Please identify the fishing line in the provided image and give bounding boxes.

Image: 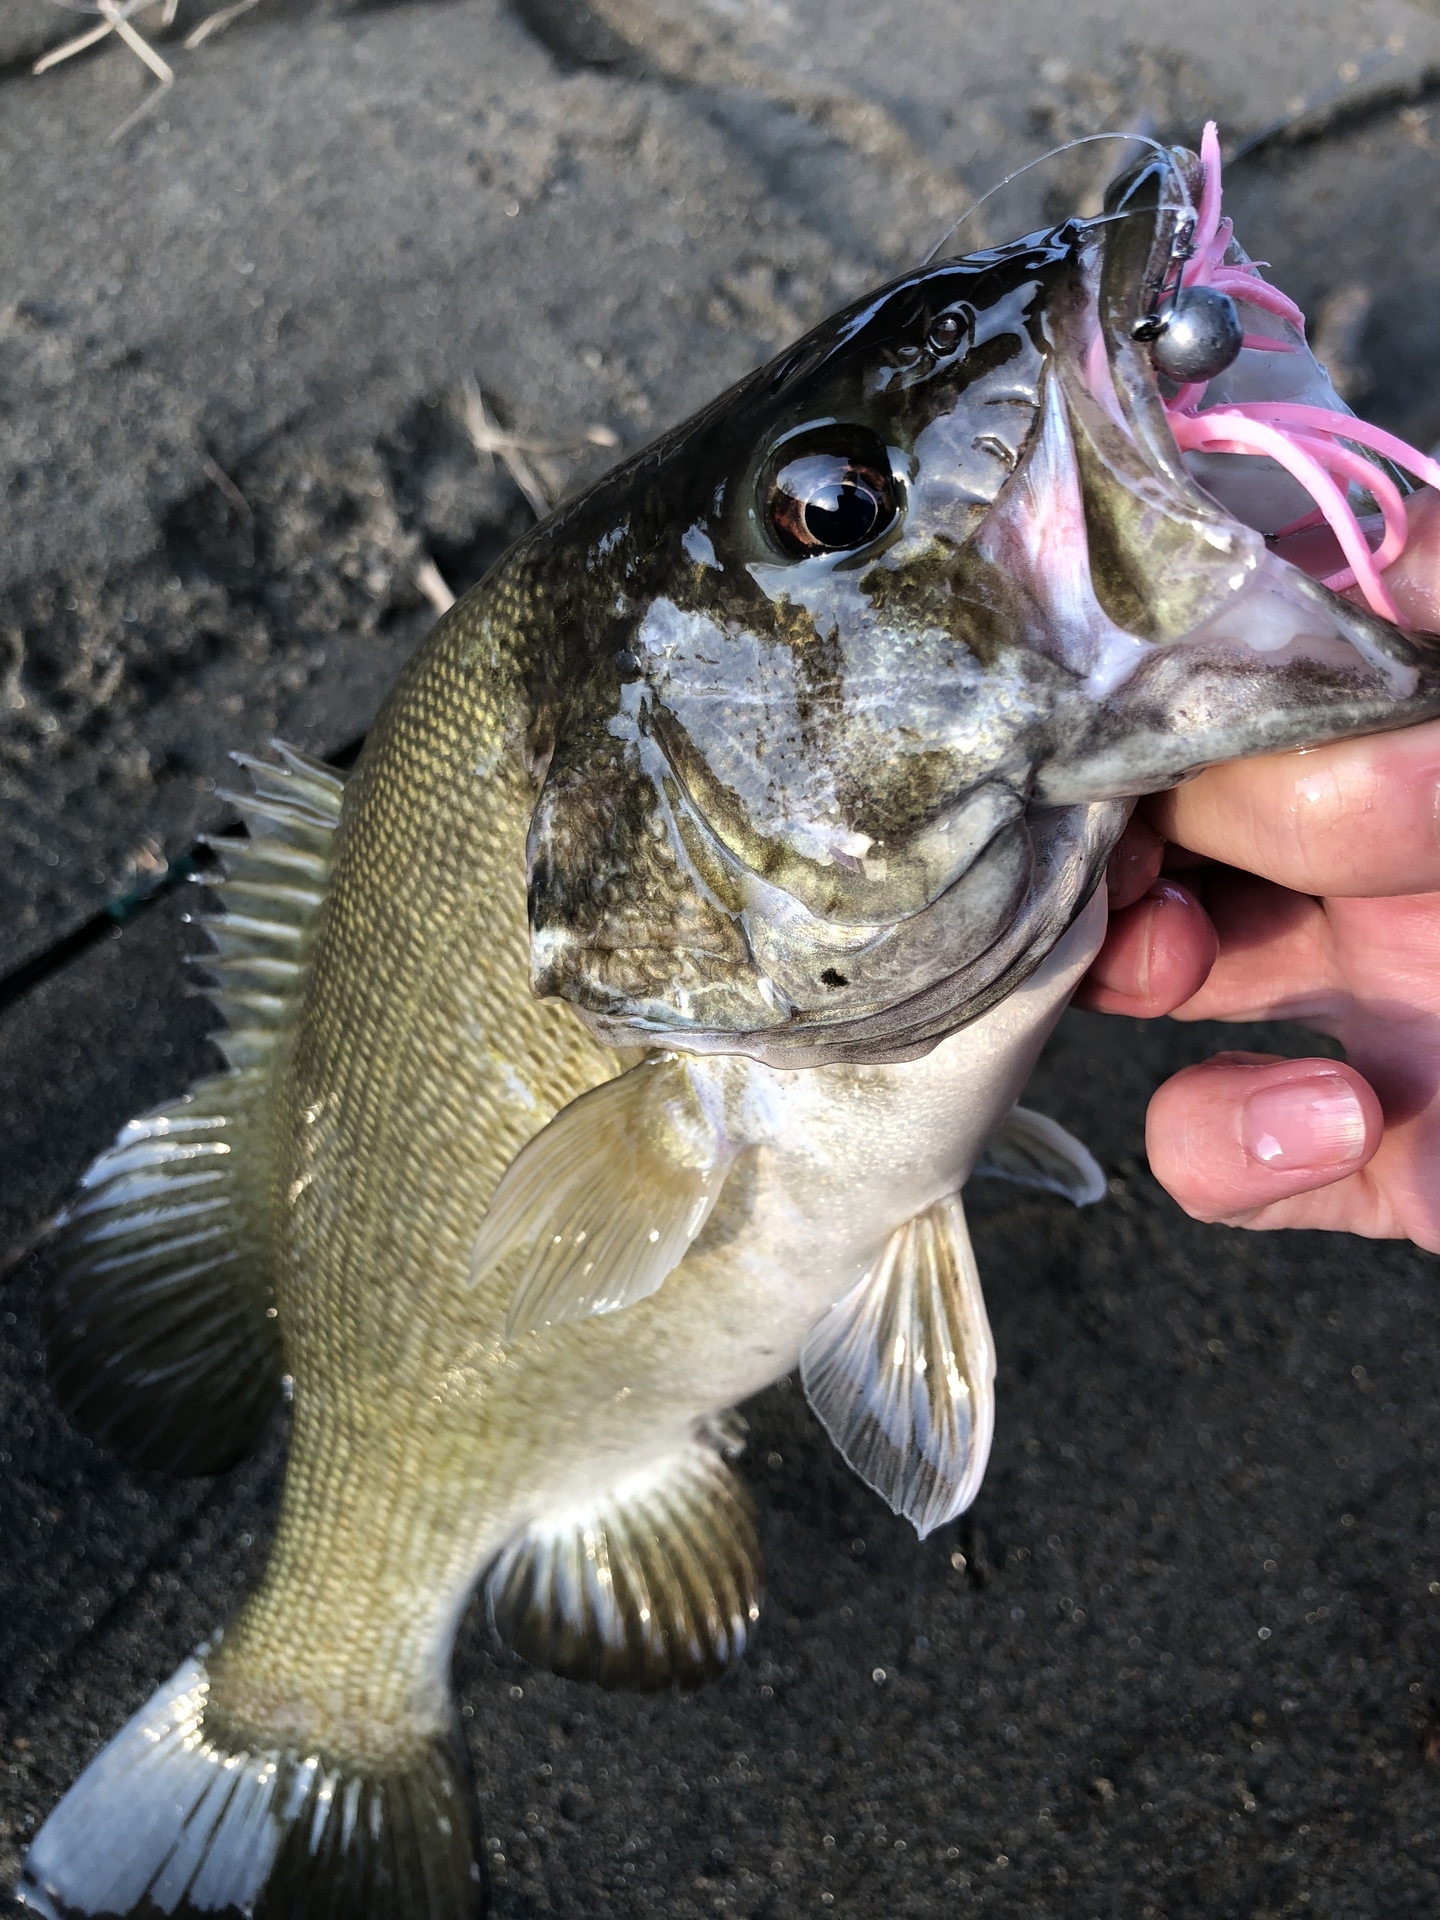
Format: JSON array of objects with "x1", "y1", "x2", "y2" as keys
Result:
[{"x1": 922, "y1": 130, "x2": 1195, "y2": 265}]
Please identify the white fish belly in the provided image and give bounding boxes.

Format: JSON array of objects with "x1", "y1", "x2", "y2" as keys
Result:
[
  {"x1": 518, "y1": 886, "x2": 1110, "y2": 1502},
  {"x1": 709, "y1": 888, "x2": 1107, "y2": 1349}
]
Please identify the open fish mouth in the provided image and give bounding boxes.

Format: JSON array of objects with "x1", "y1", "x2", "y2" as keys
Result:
[
  {"x1": 1021, "y1": 142, "x2": 1440, "y2": 804},
  {"x1": 526, "y1": 137, "x2": 1440, "y2": 1068}
]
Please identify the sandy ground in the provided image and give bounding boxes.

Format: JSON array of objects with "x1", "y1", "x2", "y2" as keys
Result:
[{"x1": 4, "y1": 1, "x2": 1440, "y2": 1914}]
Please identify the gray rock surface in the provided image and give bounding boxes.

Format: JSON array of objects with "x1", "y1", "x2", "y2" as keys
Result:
[{"x1": 4, "y1": 1, "x2": 1440, "y2": 1914}]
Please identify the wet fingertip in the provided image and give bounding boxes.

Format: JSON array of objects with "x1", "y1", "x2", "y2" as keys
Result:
[
  {"x1": 1145, "y1": 1057, "x2": 1383, "y2": 1226},
  {"x1": 1080, "y1": 880, "x2": 1216, "y2": 1017}
]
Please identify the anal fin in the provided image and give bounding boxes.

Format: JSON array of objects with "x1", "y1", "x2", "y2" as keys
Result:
[
  {"x1": 41, "y1": 745, "x2": 345, "y2": 1476},
  {"x1": 801, "y1": 1194, "x2": 995, "y2": 1540},
  {"x1": 971, "y1": 1104, "x2": 1106, "y2": 1205},
  {"x1": 485, "y1": 1429, "x2": 762, "y2": 1691}
]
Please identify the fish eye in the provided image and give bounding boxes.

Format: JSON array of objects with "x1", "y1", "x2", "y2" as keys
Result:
[
  {"x1": 926, "y1": 310, "x2": 968, "y2": 356},
  {"x1": 766, "y1": 442, "x2": 900, "y2": 559}
]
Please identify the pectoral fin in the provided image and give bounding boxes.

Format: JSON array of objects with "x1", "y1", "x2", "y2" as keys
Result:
[
  {"x1": 471, "y1": 1054, "x2": 737, "y2": 1338},
  {"x1": 971, "y1": 1105, "x2": 1107, "y2": 1205},
  {"x1": 801, "y1": 1194, "x2": 995, "y2": 1539}
]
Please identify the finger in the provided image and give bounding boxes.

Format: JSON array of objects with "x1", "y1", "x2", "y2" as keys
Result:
[
  {"x1": 1163, "y1": 870, "x2": 1339, "y2": 1025},
  {"x1": 1074, "y1": 880, "x2": 1218, "y2": 1016},
  {"x1": 1145, "y1": 717, "x2": 1440, "y2": 898},
  {"x1": 1103, "y1": 811, "x2": 1165, "y2": 910},
  {"x1": 1144, "y1": 1055, "x2": 1382, "y2": 1225},
  {"x1": 1356, "y1": 485, "x2": 1440, "y2": 634}
]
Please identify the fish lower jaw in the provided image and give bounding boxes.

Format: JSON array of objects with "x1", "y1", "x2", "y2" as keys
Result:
[{"x1": 1177, "y1": 551, "x2": 1421, "y2": 695}]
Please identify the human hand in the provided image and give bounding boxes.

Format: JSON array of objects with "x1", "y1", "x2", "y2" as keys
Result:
[{"x1": 1076, "y1": 488, "x2": 1440, "y2": 1250}]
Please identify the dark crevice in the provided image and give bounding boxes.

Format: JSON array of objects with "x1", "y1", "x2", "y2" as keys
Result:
[{"x1": 508, "y1": 0, "x2": 639, "y2": 74}]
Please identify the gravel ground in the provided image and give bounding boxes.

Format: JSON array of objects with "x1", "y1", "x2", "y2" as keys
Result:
[{"x1": 4, "y1": 2, "x2": 1440, "y2": 1915}]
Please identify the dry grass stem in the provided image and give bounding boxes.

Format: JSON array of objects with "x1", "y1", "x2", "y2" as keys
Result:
[
  {"x1": 36, "y1": 0, "x2": 257, "y2": 143},
  {"x1": 106, "y1": 81, "x2": 170, "y2": 143},
  {"x1": 98, "y1": 0, "x2": 174, "y2": 83},
  {"x1": 198, "y1": 451, "x2": 252, "y2": 520},
  {"x1": 459, "y1": 376, "x2": 619, "y2": 522},
  {"x1": 33, "y1": 18, "x2": 120, "y2": 73},
  {"x1": 33, "y1": 0, "x2": 148, "y2": 75},
  {"x1": 414, "y1": 558, "x2": 458, "y2": 616},
  {"x1": 460, "y1": 378, "x2": 549, "y2": 519},
  {"x1": 35, "y1": 0, "x2": 175, "y2": 142},
  {"x1": 184, "y1": 0, "x2": 259, "y2": 52}
]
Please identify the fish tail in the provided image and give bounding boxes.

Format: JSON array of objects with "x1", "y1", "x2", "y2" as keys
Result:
[
  {"x1": 15, "y1": 1649, "x2": 485, "y2": 1919},
  {"x1": 40, "y1": 744, "x2": 344, "y2": 1475}
]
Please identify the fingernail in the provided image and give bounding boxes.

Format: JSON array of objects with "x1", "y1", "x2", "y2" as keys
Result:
[{"x1": 1241, "y1": 1073, "x2": 1368, "y2": 1172}]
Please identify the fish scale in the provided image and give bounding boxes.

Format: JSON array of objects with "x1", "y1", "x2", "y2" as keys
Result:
[{"x1": 208, "y1": 608, "x2": 627, "y2": 1754}]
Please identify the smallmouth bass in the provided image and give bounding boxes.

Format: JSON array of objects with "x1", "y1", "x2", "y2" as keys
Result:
[{"x1": 18, "y1": 148, "x2": 1440, "y2": 1917}]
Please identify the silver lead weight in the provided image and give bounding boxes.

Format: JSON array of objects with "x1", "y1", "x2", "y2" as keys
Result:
[{"x1": 1143, "y1": 284, "x2": 1245, "y2": 384}]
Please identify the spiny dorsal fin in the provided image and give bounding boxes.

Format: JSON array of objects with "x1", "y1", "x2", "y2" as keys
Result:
[
  {"x1": 41, "y1": 744, "x2": 345, "y2": 1476},
  {"x1": 200, "y1": 740, "x2": 346, "y2": 1073},
  {"x1": 485, "y1": 1428, "x2": 762, "y2": 1691},
  {"x1": 970, "y1": 1104, "x2": 1106, "y2": 1205},
  {"x1": 801, "y1": 1194, "x2": 995, "y2": 1540},
  {"x1": 16, "y1": 1651, "x2": 482, "y2": 1919},
  {"x1": 471, "y1": 1054, "x2": 737, "y2": 1338}
]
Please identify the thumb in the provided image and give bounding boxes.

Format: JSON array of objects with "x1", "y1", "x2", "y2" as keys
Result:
[{"x1": 1145, "y1": 1053, "x2": 1383, "y2": 1225}]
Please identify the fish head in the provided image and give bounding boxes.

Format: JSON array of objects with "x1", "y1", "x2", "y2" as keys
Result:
[{"x1": 501, "y1": 150, "x2": 1440, "y2": 1066}]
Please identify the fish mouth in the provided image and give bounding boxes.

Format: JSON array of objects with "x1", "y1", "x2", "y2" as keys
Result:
[{"x1": 1020, "y1": 150, "x2": 1440, "y2": 804}]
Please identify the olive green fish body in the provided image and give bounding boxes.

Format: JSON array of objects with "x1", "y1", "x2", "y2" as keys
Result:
[{"x1": 204, "y1": 583, "x2": 1106, "y2": 1759}]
